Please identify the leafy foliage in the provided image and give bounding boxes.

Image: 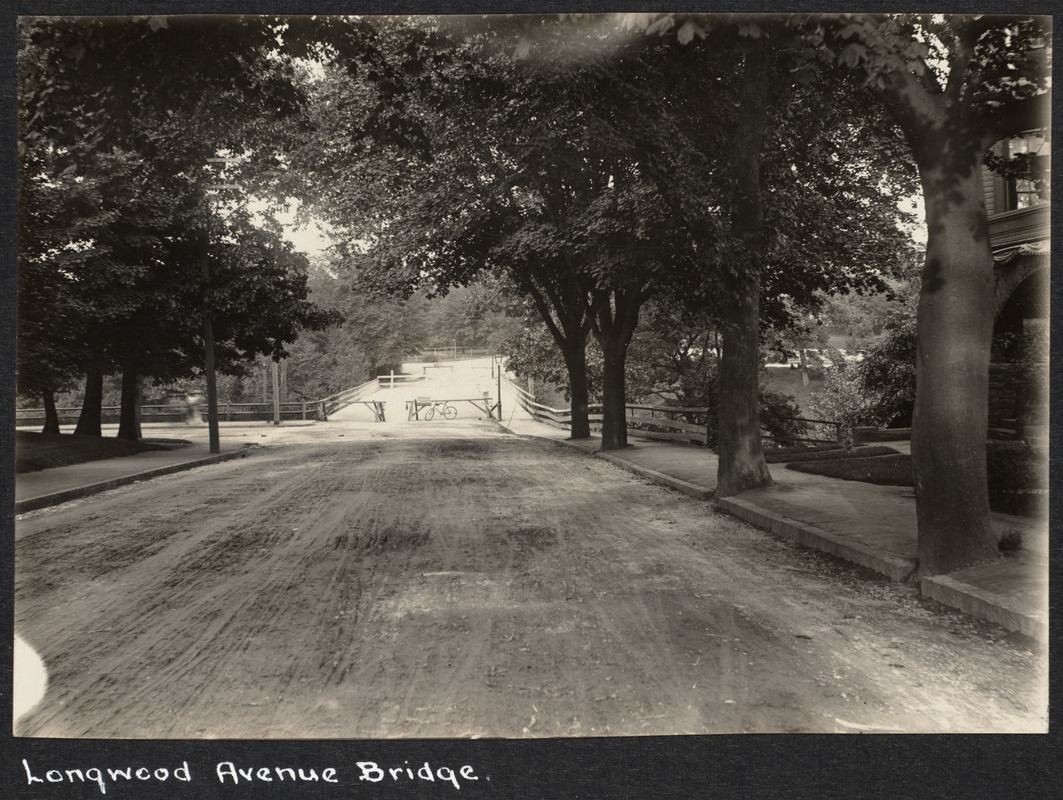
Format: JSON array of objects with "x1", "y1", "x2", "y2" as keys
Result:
[
  {"x1": 281, "y1": 264, "x2": 425, "y2": 399},
  {"x1": 806, "y1": 352, "x2": 884, "y2": 434},
  {"x1": 18, "y1": 15, "x2": 331, "y2": 420},
  {"x1": 855, "y1": 313, "x2": 918, "y2": 428}
]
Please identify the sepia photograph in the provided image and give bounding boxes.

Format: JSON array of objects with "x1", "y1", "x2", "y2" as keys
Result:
[{"x1": 8, "y1": 4, "x2": 1051, "y2": 775}]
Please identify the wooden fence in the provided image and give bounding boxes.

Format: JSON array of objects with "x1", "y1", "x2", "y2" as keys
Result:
[
  {"x1": 16, "y1": 401, "x2": 327, "y2": 427},
  {"x1": 503, "y1": 376, "x2": 842, "y2": 447},
  {"x1": 16, "y1": 372, "x2": 422, "y2": 428},
  {"x1": 504, "y1": 378, "x2": 711, "y2": 445}
]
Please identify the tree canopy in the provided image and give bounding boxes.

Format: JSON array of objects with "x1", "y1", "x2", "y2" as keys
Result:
[{"x1": 18, "y1": 15, "x2": 331, "y2": 435}]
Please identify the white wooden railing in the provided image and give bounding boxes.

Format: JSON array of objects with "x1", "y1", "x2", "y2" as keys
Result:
[{"x1": 503, "y1": 376, "x2": 842, "y2": 446}]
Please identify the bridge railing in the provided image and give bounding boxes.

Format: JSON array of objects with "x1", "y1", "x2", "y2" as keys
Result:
[
  {"x1": 376, "y1": 372, "x2": 424, "y2": 390},
  {"x1": 503, "y1": 377, "x2": 842, "y2": 447},
  {"x1": 317, "y1": 380, "x2": 380, "y2": 420},
  {"x1": 503, "y1": 377, "x2": 711, "y2": 445}
]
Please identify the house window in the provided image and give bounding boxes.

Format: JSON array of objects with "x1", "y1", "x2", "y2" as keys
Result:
[{"x1": 1004, "y1": 131, "x2": 1050, "y2": 210}]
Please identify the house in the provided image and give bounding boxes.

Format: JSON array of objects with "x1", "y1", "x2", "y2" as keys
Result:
[{"x1": 985, "y1": 129, "x2": 1050, "y2": 438}]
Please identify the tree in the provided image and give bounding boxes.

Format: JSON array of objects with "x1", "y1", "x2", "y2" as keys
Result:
[
  {"x1": 810, "y1": 14, "x2": 1051, "y2": 574},
  {"x1": 614, "y1": 16, "x2": 917, "y2": 495},
  {"x1": 445, "y1": 276, "x2": 527, "y2": 354},
  {"x1": 15, "y1": 142, "x2": 102, "y2": 432},
  {"x1": 713, "y1": 33, "x2": 775, "y2": 494},
  {"x1": 296, "y1": 20, "x2": 617, "y2": 441},
  {"x1": 18, "y1": 15, "x2": 328, "y2": 439},
  {"x1": 282, "y1": 263, "x2": 426, "y2": 400},
  {"x1": 294, "y1": 15, "x2": 915, "y2": 461}
]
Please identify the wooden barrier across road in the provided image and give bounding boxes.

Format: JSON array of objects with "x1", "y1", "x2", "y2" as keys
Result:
[{"x1": 406, "y1": 395, "x2": 498, "y2": 421}]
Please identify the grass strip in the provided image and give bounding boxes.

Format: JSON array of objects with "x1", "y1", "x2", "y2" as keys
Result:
[
  {"x1": 15, "y1": 431, "x2": 190, "y2": 474},
  {"x1": 787, "y1": 453, "x2": 913, "y2": 485},
  {"x1": 767, "y1": 445, "x2": 900, "y2": 464}
]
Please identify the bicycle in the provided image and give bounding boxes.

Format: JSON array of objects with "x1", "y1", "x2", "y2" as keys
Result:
[{"x1": 423, "y1": 400, "x2": 457, "y2": 421}]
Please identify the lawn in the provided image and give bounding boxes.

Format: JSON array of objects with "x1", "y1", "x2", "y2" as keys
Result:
[
  {"x1": 787, "y1": 452, "x2": 914, "y2": 485},
  {"x1": 15, "y1": 431, "x2": 190, "y2": 474}
]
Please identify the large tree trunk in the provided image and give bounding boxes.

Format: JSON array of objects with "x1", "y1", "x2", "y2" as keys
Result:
[
  {"x1": 909, "y1": 145, "x2": 999, "y2": 576},
  {"x1": 520, "y1": 274, "x2": 595, "y2": 440},
  {"x1": 74, "y1": 369, "x2": 104, "y2": 437},
  {"x1": 598, "y1": 338, "x2": 629, "y2": 451},
  {"x1": 561, "y1": 342, "x2": 592, "y2": 440},
  {"x1": 117, "y1": 368, "x2": 143, "y2": 441},
  {"x1": 715, "y1": 37, "x2": 773, "y2": 497},
  {"x1": 41, "y1": 388, "x2": 60, "y2": 434},
  {"x1": 716, "y1": 273, "x2": 773, "y2": 496},
  {"x1": 594, "y1": 291, "x2": 641, "y2": 452}
]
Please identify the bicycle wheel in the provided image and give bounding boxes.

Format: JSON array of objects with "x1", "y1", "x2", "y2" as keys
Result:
[
  {"x1": 424, "y1": 406, "x2": 435, "y2": 421},
  {"x1": 443, "y1": 404, "x2": 457, "y2": 420}
]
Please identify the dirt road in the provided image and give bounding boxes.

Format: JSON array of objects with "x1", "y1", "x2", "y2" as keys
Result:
[{"x1": 15, "y1": 414, "x2": 1044, "y2": 737}]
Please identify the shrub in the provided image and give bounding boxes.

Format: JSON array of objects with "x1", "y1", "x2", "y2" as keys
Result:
[
  {"x1": 856, "y1": 315, "x2": 917, "y2": 427},
  {"x1": 787, "y1": 453, "x2": 913, "y2": 486},
  {"x1": 759, "y1": 388, "x2": 809, "y2": 448},
  {"x1": 806, "y1": 351, "x2": 883, "y2": 434}
]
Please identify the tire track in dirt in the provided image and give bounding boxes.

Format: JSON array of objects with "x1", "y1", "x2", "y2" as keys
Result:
[
  {"x1": 15, "y1": 423, "x2": 1044, "y2": 737},
  {"x1": 323, "y1": 435, "x2": 516, "y2": 737},
  {"x1": 17, "y1": 443, "x2": 398, "y2": 736}
]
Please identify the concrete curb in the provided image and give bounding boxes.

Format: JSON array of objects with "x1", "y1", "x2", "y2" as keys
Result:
[
  {"x1": 495, "y1": 423, "x2": 1041, "y2": 638},
  {"x1": 595, "y1": 452, "x2": 713, "y2": 501},
  {"x1": 504, "y1": 431, "x2": 710, "y2": 499},
  {"x1": 14, "y1": 448, "x2": 252, "y2": 514},
  {"x1": 921, "y1": 572, "x2": 1047, "y2": 641},
  {"x1": 716, "y1": 496, "x2": 919, "y2": 583}
]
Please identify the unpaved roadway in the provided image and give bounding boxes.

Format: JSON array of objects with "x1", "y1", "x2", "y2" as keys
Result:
[{"x1": 15, "y1": 413, "x2": 1045, "y2": 737}]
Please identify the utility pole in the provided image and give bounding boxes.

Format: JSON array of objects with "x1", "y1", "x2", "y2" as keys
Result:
[
  {"x1": 203, "y1": 156, "x2": 241, "y2": 453},
  {"x1": 200, "y1": 228, "x2": 221, "y2": 455},
  {"x1": 272, "y1": 360, "x2": 281, "y2": 425}
]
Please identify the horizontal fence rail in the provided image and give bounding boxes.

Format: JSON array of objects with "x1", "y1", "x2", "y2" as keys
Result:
[
  {"x1": 17, "y1": 371, "x2": 423, "y2": 428},
  {"x1": 376, "y1": 373, "x2": 424, "y2": 390},
  {"x1": 503, "y1": 377, "x2": 710, "y2": 445},
  {"x1": 318, "y1": 379, "x2": 380, "y2": 420},
  {"x1": 503, "y1": 377, "x2": 842, "y2": 448},
  {"x1": 16, "y1": 401, "x2": 327, "y2": 426}
]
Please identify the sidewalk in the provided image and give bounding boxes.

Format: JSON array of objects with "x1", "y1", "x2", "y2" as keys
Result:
[
  {"x1": 14, "y1": 442, "x2": 250, "y2": 514},
  {"x1": 497, "y1": 413, "x2": 1048, "y2": 641}
]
